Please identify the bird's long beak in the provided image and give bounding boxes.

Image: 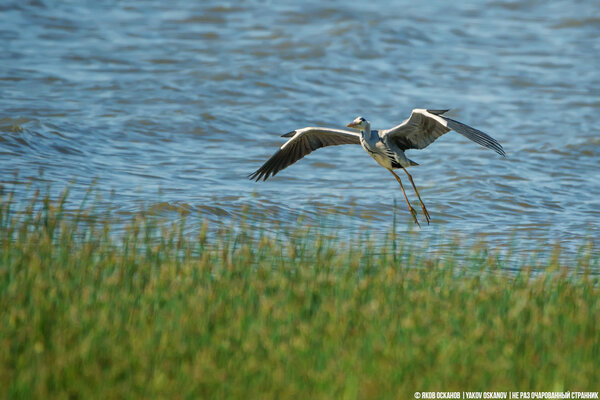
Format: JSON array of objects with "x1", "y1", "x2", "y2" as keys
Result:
[{"x1": 346, "y1": 122, "x2": 357, "y2": 128}]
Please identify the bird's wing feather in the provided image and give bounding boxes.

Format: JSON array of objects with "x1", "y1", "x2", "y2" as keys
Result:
[
  {"x1": 381, "y1": 109, "x2": 450, "y2": 150},
  {"x1": 381, "y1": 109, "x2": 505, "y2": 157},
  {"x1": 443, "y1": 117, "x2": 506, "y2": 157},
  {"x1": 249, "y1": 127, "x2": 361, "y2": 181}
]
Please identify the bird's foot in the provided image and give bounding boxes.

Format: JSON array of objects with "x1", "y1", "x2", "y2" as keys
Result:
[
  {"x1": 420, "y1": 204, "x2": 431, "y2": 225},
  {"x1": 409, "y1": 206, "x2": 421, "y2": 228}
]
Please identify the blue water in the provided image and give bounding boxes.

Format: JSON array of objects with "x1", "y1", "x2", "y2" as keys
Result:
[{"x1": 1, "y1": 0, "x2": 599, "y2": 257}]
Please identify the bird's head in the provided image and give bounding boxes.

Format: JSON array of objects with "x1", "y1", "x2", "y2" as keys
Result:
[{"x1": 346, "y1": 116, "x2": 368, "y2": 130}]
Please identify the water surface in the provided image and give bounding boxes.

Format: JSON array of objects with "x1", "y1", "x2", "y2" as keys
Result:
[{"x1": 1, "y1": 0, "x2": 599, "y2": 258}]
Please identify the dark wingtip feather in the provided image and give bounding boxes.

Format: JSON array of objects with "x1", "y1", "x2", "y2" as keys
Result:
[
  {"x1": 497, "y1": 145, "x2": 507, "y2": 158},
  {"x1": 281, "y1": 130, "x2": 296, "y2": 138},
  {"x1": 247, "y1": 171, "x2": 259, "y2": 181},
  {"x1": 248, "y1": 168, "x2": 267, "y2": 181},
  {"x1": 443, "y1": 117, "x2": 506, "y2": 158},
  {"x1": 427, "y1": 109, "x2": 450, "y2": 116}
]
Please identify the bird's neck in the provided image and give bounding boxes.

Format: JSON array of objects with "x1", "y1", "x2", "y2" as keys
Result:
[{"x1": 360, "y1": 123, "x2": 373, "y2": 141}]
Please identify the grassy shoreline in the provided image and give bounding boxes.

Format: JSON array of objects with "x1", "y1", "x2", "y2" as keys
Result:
[{"x1": 1, "y1": 191, "x2": 598, "y2": 398}]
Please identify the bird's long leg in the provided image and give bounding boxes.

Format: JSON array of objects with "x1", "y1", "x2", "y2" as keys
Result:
[
  {"x1": 387, "y1": 169, "x2": 420, "y2": 227},
  {"x1": 401, "y1": 167, "x2": 430, "y2": 224}
]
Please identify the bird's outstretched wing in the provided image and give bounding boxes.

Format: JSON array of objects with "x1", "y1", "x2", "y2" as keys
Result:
[
  {"x1": 381, "y1": 109, "x2": 506, "y2": 157},
  {"x1": 249, "y1": 127, "x2": 361, "y2": 181}
]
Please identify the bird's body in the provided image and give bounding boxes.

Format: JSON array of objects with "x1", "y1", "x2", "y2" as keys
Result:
[
  {"x1": 250, "y1": 109, "x2": 505, "y2": 226},
  {"x1": 358, "y1": 125, "x2": 416, "y2": 170}
]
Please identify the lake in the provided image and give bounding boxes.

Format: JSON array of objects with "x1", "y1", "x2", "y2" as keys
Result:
[{"x1": 1, "y1": 0, "x2": 599, "y2": 257}]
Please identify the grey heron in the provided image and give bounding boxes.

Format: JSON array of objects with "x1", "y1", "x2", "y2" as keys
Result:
[{"x1": 249, "y1": 109, "x2": 505, "y2": 226}]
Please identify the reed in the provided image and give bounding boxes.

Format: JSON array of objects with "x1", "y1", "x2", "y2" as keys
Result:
[{"x1": 0, "y1": 189, "x2": 598, "y2": 399}]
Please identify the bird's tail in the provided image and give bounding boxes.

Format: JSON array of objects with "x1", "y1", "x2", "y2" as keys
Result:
[{"x1": 408, "y1": 159, "x2": 419, "y2": 167}]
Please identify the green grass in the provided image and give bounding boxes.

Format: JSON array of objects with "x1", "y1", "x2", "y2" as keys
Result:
[{"x1": 0, "y1": 189, "x2": 598, "y2": 399}]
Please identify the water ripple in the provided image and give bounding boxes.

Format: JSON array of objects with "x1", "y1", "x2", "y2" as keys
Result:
[{"x1": 0, "y1": 0, "x2": 598, "y2": 257}]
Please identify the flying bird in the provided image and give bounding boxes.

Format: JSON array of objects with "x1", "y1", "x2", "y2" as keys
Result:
[{"x1": 249, "y1": 109, "x2": 505, "y2": 226}]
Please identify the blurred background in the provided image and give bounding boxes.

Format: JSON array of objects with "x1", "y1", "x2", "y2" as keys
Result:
[{"x1": 1, "y1": 0, "x2": 599, "y2": 257}]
